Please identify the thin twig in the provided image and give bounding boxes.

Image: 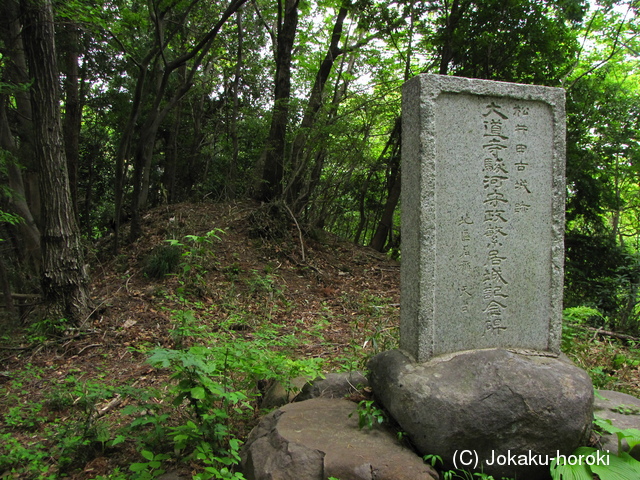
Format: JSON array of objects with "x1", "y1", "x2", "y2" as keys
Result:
[
  {"x1": 76, "y1": 344, "x2": 102, "y2": 356},
  {"x1": 80, "y1": 297, "x2": 111, "y2": 328},
  {"x1": 283, "y1": 203, "x2": 305, "y2": 262}
]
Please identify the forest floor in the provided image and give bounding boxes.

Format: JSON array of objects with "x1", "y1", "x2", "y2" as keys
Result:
[{"x1": 1, "y1": 200, "x2": 640, "y2": 479}]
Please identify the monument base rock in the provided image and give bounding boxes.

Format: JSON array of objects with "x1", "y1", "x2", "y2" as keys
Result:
[{"x1": 368, "y1": 348, "x2": 594, "y2": 480}]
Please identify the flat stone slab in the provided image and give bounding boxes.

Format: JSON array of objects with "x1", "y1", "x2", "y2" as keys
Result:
[
  {"x1": 594, "y1": 389, "x2": 640, "y2": 455},
  {"x1": 369, "y1": 348, "x2": 593, "y2": 479},
  {"x1": 241, "y1": 398, "x2": 438, "y2": 480}
]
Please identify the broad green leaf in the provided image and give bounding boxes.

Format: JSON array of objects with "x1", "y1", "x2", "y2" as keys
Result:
[
  {"x1": 141, "y1": 449, "x2": 154, "y2": 461},
  {"x1": 129, "y1": 462, "x2": 148, "y2": 472},
  {"x1": 591, "y1": 451, "x2": 640, "y2": 480},
  {"x1": 550, "y1": 447, "x2": 596, "y2": 480},
  {"x1": 191, "y1": 386, "x2": 206, "y2": 399}
]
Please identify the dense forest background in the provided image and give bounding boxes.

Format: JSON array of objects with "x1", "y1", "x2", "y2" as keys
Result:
[{"x1": 0, "y1": 0, "x2": 639, "y2": 332}]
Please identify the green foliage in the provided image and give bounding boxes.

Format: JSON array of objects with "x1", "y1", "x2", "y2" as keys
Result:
[
  {"x1": 143, "y1": 244, "x2": 182, "y2": 278},
  {"x1": 165, "y1": 229, "x2": 226, "y2": 297},
  {"x1": 549, "y1": 419, "x2": 640, "y2": 480},
  {"x1": 168, "y1": 308, "x2": 208, "y2": 348},
  {"x1": 550, "y1": 446, "x2": 640, "y2": 480},
  {"x1": 25, "y1": 317, "x2": 72, "y2": 342},
  {"x1": 595, "y1": 416, "x2": 640, "y2": 455},
  {"x1": 144, "y1": 229, "x2": 224, "y2": 282},
  {"x1": 4, "y1": 402, "x2": 44, "y2": 430},
  {"x1": 130, "y1": 322, "x2": 323, "y2": 478},
  {"x1": 350, "y1": 400, "x2": 386, "y2": 430},
  {"x1": 424, "y1": 453, "x2": 444, "y2": 467},
  {"x1": 0, "y1": 433, "x2": 56, "y2": 479},
  {"x1": 563, "y1": 306, "x2": 606, "y2": 324},
  {"x1": 0, "y1": 367, "x2": 121, "y2": 476},
  {"x1": 129, "y1": 450, "x2": 171, "y2": 479},
  {"x1": 562, "y1": 306, "x2": 605, "y2": 351},
  {"x1": 335, "y1": 292, "x2": 399, "y2": 370},
  {"x1": 0, "y1": 209, "x2": 22, "y2": 231}
]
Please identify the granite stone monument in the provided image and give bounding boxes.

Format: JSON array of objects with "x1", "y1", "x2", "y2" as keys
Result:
[
  {"x1": 400, "y1": 74, "x2": 565, "y2": 362},
  {"x1": 368, "y1": 75, "x2": 594, "y2": 479}
]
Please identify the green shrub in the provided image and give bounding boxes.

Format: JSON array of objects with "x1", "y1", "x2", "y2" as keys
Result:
[{"x1": 144, "y1": 244, "x2": 182, "y2": 278}]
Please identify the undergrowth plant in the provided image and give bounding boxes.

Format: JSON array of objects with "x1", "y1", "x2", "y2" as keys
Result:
[
  {"x1": 424, "y1": 454, "x2": 515, "y2": 480},
  {"x1": 144, "y1": 229, "x2": 225, "y2": 296},
  {"x1": 130, "y1": 317, "x2": 324, "y2": 479},
  {"x1": 547, "y1": 409, "x2": 640, "y2": 480},
  {"x1": 0, "y1": 366, "x2": 124, "y2": 478},
  {"x1": 350, "y1": 400, "x2": 386, "y2": 430}
]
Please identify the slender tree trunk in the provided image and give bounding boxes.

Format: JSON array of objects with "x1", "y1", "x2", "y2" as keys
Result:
[
  {"x1": 301, "y1": 34, "x2": 362, "y2": 222},
  {"x1": 84, "y1": 136, "x2": 99, "y2": 239},
  {"x1": 354, "y1": 169, "x2": 374, "y2": 245},
  {"x1": 0, "y1": 256, "x2": 16, "y2": 319},
  {"x1": 61, "y1": 21, "x2": 82, "y2": 219},
  {"x1": 257, "y1": 0, "x2": 300, "y2": 202},
  {"x1": 369, "y1": 10, "x2": 414, "y2": 251},
  {"x1": 228, "y1": 8, "x2": 244, "y2": 199},
  {"x1": 130, "y1": 118, "x2": 158, "y2": 241},
  {"x1": 286, "y1": 6, "x2": 348, "y2": 209},
  {"x1": 438, "y1": 0, "x2": 470, "y2": 75},
  {"x1": 369, "y1": 117, "x2": 402, "y2": 252},
  {"x1": 163, "y1": 102, "x2": 182, "y2": 204},
  {"x1": 369, "y1": 160, "x2": 401, "y2": 251},
  {"x1": 0, "y1": 97, "x2": 41, "y2": 274},
  {"x1": 112, "y1": 56, "x2": 151, "y2": 253},
  {"x1": 20, "y1": 0, "x2": 91, "y2": 323}
]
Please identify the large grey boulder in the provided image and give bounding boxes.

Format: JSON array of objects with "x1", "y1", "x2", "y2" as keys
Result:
[
  {"x1": 241, "y1": 398, "x2": 439, "y2": 480},
  {"x1": 368, "y1": 348, "x2": 594, "y2": 480}
]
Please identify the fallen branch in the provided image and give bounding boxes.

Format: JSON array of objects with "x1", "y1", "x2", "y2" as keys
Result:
[
  {"x1": 573, "y1": 324, "x2": 640, "y2": 344},
  {"x1": 10, "y1": 293, "x2": 41, "y2": 299},
  {"x1": 98, "y1": 394, "x2": 122, "y2": 416}
]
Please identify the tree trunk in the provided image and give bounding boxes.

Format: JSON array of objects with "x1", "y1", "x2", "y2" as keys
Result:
[
  {"x1": 0, "y1": 256, "x2": 17, "y2": 319},
  {"x1": 128, "y1": 0, "x2": 250, "y2": 241},
  {"x1": 228, "y1": 8, "x2": 244, "y2": 199},
  {"x1": 61, "y1": 21, "x2": 83, "y2": 219},
  {"x1": 286, "y1": 6, "x2": 348, "y2": 210},
  {"x1": 354, "y1": 169, "x2": 374, "y2": 245},
  {"x1": 130, "y1": 118, "x2": 158, "y2": 241},
  {"x1": 300, "y1": 34, "x2": 363, "y2": 223},
  {"x1": 20, "y1": 0, "x2": 91, "y2": 323},
  {"x1": 369, "y1": 117, "x2": 402, "y2": 252},
  {"x1": 0, "y1": 97, "x2": 41, "y2": 274},
  {"x1": 112, "y1": 56, "x2": 151, "y2": 253},
  {"x1": 438, "y1": 0, "x2": 470, "y2": 75},
  {"x1": 257, "y1": 0, "x2": 300, "y2": 202},
  {"x1": 163, "y1": 100, "x2": 182, "y2": 204},
  {"x1": 0, "y1": 0, "x2": 41, "y2": 275}
]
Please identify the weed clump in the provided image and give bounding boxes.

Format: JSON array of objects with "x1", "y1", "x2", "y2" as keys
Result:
[{"x1": 143, "y1": 244, "x2": 182, "y2": 278}]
